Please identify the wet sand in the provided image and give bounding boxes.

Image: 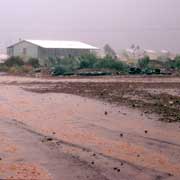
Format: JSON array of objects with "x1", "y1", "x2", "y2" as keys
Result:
[{"x1": 0, "y1": 75, "x2": 180, "y2": 179}]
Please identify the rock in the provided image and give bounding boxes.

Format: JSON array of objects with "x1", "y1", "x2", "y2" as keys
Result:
[
  {"x1": 120, "y1": 133, "x2": 123, "y2": 137},
  {"x1": 46, "y1": 137, "x2": 53, "y2": 141},
  {"x1": 169, "y1": 101, "x2": 174, "y2": 105},
  {"x1": 113, "y1": 167, "x2": 120, "y2": 172},
  {"x1": 91, "y1": 161, "x2": 95, "y2": 165},
  {"x1": 132, "y1": 104, "x2": 136, "y2": 108},
  {"x1": 144, "y1": 130, "x2": 148, "y2": 134},
  {"x1": 104, "y1": 111, "x2": 108, "y2": 115},
  {"x1": 168, "y1": 173, "x2": 173, "y2": 177}
]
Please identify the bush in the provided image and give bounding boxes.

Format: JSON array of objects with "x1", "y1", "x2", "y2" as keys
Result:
[
  {"x1": 174, "y1": 56, "x2": 180, "y2": 69},
  {"x1": 79, "y1": 54, "x2": 98, "y2": 68},
  {"x1": 0, "y1": 64, "x2": 9, "y2": 72},
  {"x1": 164, "y1": 60, "x2": 175, "y2": 69},
  {"x1": 5, "y1": 56, "x2": 24, "y2": 67},
  {"x1": 48, "y1": 54, "x2": 128, "y2": 75},
  {"x1": 164, "y1": 56, "x2": 180, "y2": 70},
  {"x1": 138, "y1": 56, "x2": 150, "y2": 69},
  {"x1": 27, "y1": 58, "x2": 40, "y2": 68},
  {"x1": 47, "y1": 56, "x2": 80, "y2": 71},
  {"x1": 8, "y1": 65, "x2": 32, "y2": 74},
  {"x1": 51, "y1": 65, "x2": 70, "y2": 76},
  {"x1": 95, "y1": 56, "x2": 128, "y2": 72}
]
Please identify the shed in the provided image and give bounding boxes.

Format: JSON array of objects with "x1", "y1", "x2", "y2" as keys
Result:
[{"x1": 7, "y1": 40, "x2": 99, "y2": 65}]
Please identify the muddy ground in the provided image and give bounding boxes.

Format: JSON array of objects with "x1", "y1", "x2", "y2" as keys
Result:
[
  {"x1": 0, "y1": 75, "x2": 180, "y2": 179},
  {"x1": 24, "y1": 81, "x2": 180, "y2": 123}
]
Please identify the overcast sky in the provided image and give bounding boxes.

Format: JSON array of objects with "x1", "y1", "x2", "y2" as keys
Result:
[{"x1": 0, "y1": 0, "x2": 180, "y2": 52}]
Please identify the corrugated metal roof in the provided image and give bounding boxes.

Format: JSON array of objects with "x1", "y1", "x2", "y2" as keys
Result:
[{"x1": 25, "y1": 40, "x2": 98, "y2": 50}]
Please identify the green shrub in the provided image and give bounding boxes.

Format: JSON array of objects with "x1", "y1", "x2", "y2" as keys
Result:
[
  {"x1": 51, "y1": 65, "x2": 70, "y2": 76},
  {"x1": 138, "y1": 56, "x2": 150, "y2": 69},
  {"x1": 47, "y1": 53, "x2": 128, "y2": 75},
  {"x1": 0, "y1": 64, "x2": 9, "y2": 72},
  {"x1": 27, "y1": 58, "x2": 40, "y2": 68},
  {"x1": 174, "y1": 56, "x2": 180, "y2": 69},
  {"x1": 79, "y1": 53, "x2": 98, "y2": 68},
  {"x1": 164, "y1": 60, "x2": 175, "y2": 69},
  {"x1": 164, "y1": 56, "x2": 180, "y2": 70},
  {"x1": 59, "y1": 56, "x2": 80, "y2": 71},
  {"x1": 5, "y1": 56, "x2": 24, "y2": 67},
  {"x1": 95, "y1": 56, "x2": 128, "y2": 72}
]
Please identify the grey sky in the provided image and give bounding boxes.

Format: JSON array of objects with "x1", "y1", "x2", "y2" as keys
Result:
[{"x1": 0, "y1": 0, "x2": 180, "y2": 52}]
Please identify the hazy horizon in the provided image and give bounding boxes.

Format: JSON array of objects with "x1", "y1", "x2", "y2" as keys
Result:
[{"x1": 0, "y1": 0, "x2": 180, "y2": 53}]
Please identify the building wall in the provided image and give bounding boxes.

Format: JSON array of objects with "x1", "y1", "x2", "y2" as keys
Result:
[
  {"x1": 7, "y1": 41, "x2": 93, "y2": 65},
  {"x1": 38, "y1": 47, "x2": 90, "y2": 65},
  {"x1": 7, "y1": 47, "x2": 14, "y2": 57},
  {"x1": 7, "y1": 41, "x2": 38, "y2": 62}
]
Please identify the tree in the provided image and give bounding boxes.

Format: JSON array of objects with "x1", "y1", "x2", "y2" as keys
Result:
[{"x1": 103, "y1": 44, "x2": 117, "y2": 59}]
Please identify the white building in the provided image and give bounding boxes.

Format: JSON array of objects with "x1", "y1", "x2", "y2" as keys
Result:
[{"x1": 7, "y1": 40, "x2": 99, "y2": 65}]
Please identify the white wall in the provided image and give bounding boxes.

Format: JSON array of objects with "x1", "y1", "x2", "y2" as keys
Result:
[
  {"x1": 12, "y1": 41, "x2": 38, "y2": 62},
  {"x1": 8, "y1": 41, "x2": 93, "y2": 65}
]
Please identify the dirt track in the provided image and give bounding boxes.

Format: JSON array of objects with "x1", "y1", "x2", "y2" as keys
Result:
[{"x1": 0, "y1": 75, "x2": 180, "y2": 179}]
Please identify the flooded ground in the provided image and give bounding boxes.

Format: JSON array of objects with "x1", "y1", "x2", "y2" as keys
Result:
[{"x1": 0, "y1": 75, "x2": 180, "y2": 179}]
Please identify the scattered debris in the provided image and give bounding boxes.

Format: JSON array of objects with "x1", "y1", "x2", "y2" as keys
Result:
[
  {"x1": 26, "y1": 81, "x2": 180, "y2": 122},
  {"x1": 169, "y1": 101, "x2": 174, "y2": 105},
  {"x1": 113, "y1": 167, "x2": 120, "y2": 172},
  {"x1": 91, "y1": 161, "x2": 95, "y2": 165},
  {"x1": 46, "y1": 137, "x2": 53, "y2": 141},
  {"x1": 132, "y1": 104, "x2": 136, "y2": 108},
  {"x1": 168, "y1": 173, "x2": 173, "y2": 177},
  {"x1": 92, "y1": 153, "x2": 96, "y2": 157},
  {"x1": 117, "y1": 169, "x2": 120, "y2": 172},
  {"x1": 41, "y1": 137, "x2": 53, "y2": 143}
]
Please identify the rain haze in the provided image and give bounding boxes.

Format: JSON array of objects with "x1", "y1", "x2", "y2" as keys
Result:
[
  {"x1": 1, "y1": 1, "x2": 180, "y2": 180},
  {"x1": 0, "y1": 0, "x2": 180, "y2": 53}
]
